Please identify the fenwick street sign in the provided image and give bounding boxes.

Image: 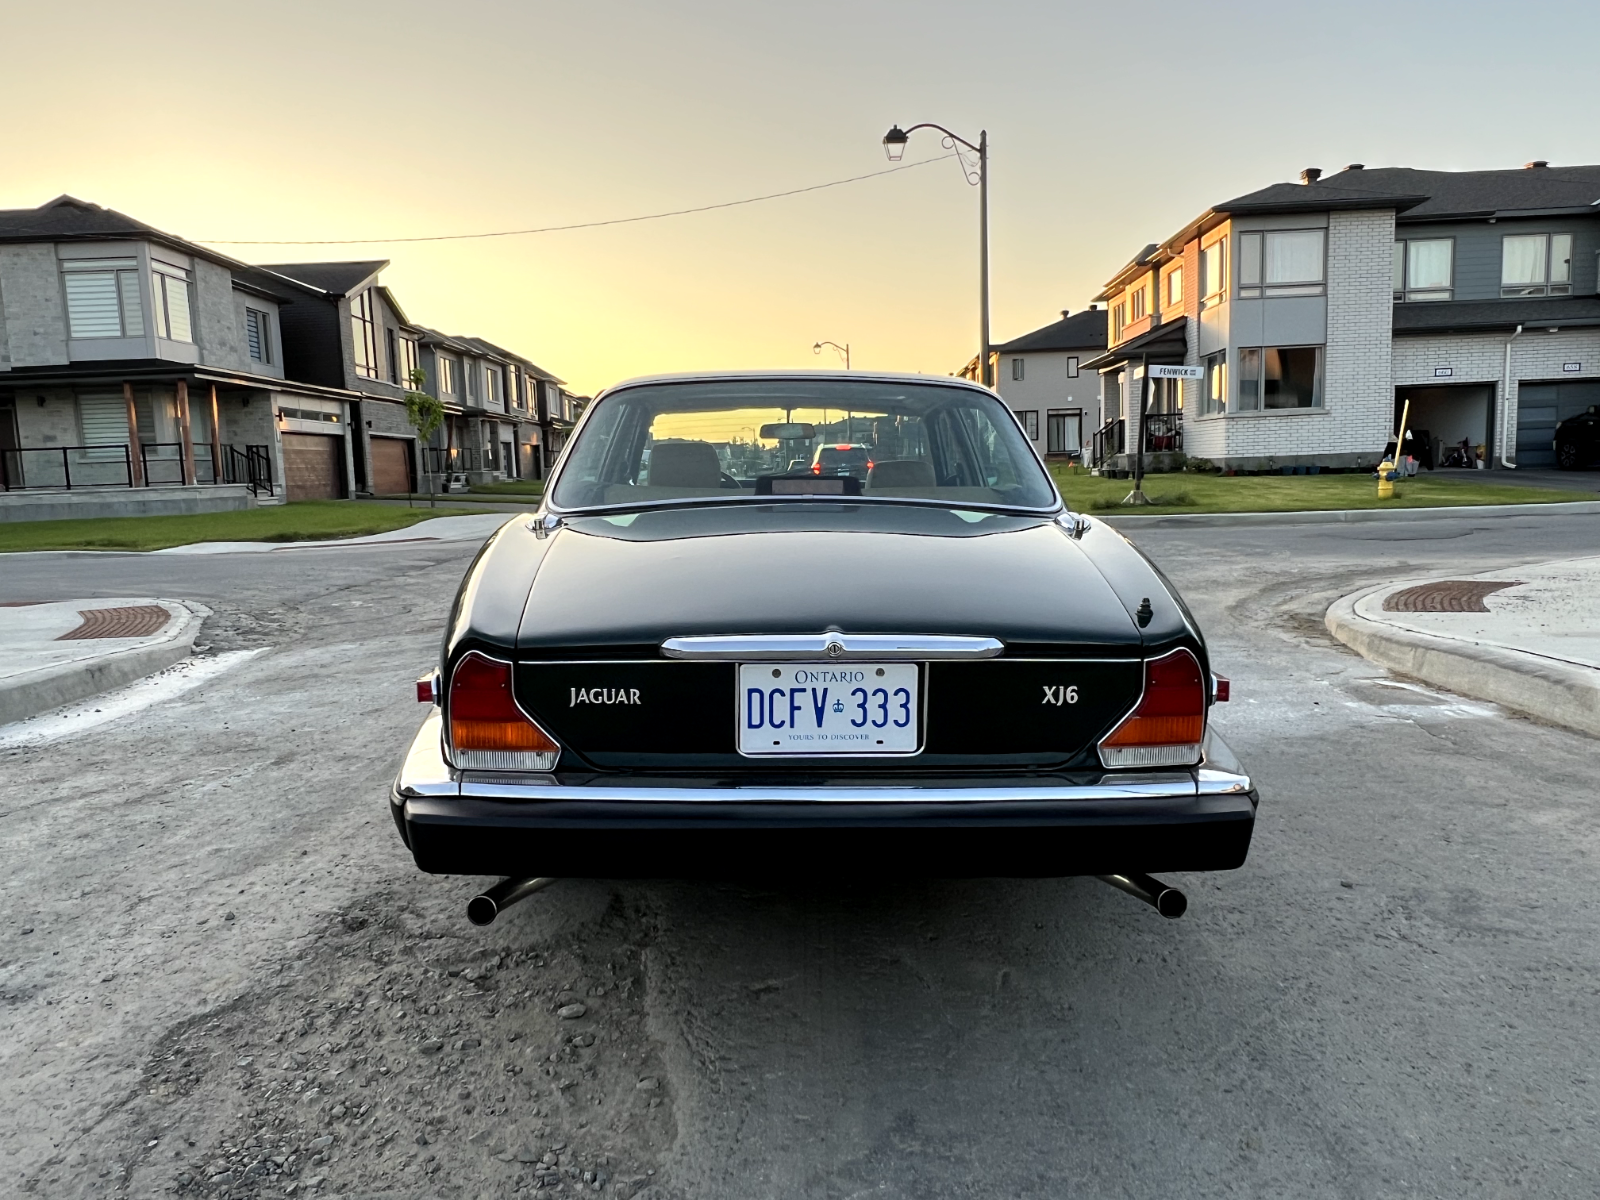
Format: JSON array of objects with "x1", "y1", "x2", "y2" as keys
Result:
[{"x1": 1122, "y1": 361, "x2": 1202, "y2": 506}]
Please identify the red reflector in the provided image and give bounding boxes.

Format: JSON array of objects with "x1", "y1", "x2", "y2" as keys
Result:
[
  {"x1": 835, "y1": 444, "x2": 850, "y2": 450},
  {"x1": 1101, "y1": 648, "x2": 1206, "y2": 749},
  {"x1": 415, "y1": 674, "x2": 434, "y2": 703},
  {"x1": 812, "y1": 463, "x2": 821, "y2": 474},
  {"x1": 1213, "y1": 675, "x2": 1230, "y2": 703},
  {"x1": 449, "y1": 652, "x2": 558, "y2": 754}
]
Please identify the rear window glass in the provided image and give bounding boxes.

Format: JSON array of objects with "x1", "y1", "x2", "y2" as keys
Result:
[{"x1": 550, "y1": 379, "x2": 1058, "y2": 512}]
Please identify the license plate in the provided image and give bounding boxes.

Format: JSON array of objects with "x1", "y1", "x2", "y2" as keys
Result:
[{"x1": 738, "y1": 662, "x2": 920, "y2": 756}]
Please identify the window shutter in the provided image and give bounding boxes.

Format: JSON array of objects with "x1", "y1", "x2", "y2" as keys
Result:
[
  {"x1": 78, "y1": 392, "x2": 130, "y2": 459},
  {"x1": 65, "y1": 273, "x2": 123, "y2": 338}
]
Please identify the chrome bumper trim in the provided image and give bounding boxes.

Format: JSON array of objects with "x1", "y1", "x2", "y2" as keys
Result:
[{"x1": 395, "y1": 712, "x2": 1255, "y2": 806}]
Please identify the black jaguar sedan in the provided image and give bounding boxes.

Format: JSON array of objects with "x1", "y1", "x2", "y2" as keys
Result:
[{"x1": 391, "y1": 373, "x2": 1257, "y2": 921}]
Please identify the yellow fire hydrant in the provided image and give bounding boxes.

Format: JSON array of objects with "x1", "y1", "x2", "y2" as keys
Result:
[{"x1": 1377, "y1": 461, "x2": 1396, "y2": 499}]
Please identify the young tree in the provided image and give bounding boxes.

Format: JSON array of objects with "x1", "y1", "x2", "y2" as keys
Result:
[{"x1": 403, "y1": 368, "x2": 445, "y2": 508}]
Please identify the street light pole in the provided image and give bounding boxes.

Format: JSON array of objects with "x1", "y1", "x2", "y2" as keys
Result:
[
  {"x1": 813, "y1": 340, "x2": 850, "y2": 369},
  {"x1": 883, "y1": 122, "x2": 991, "y2": 389}
]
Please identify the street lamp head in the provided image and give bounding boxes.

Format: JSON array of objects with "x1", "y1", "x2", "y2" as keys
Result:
[
  {"x1": 812, "y1": 342, "x2": 823, "y2": 354},
  {"x1": 882, "y1": 125, "x2": 908, "y2": 161}
]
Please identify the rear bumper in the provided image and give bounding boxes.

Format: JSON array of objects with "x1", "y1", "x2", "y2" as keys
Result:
[{"x1": 390, "y1": 711, "x2": 1258, "y2": 878}]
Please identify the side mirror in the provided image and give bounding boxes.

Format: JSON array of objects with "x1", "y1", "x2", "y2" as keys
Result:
[{"x1": 759, "y1": 422, "x2": 817, "y2": 440}]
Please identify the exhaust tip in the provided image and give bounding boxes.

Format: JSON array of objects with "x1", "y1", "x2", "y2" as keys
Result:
[
  {"x1": 466, "y1": 895, "x2": 499, "y2": 926},
  {"x1": 1154, "y1": 887, "x2": 1188, "y2": 919}
]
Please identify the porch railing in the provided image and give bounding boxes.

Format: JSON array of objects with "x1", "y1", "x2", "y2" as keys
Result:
[
  {"x1": 1142, "y1": 412, "x2": 1183, "y2": 454},
  {"x1": 421, "y1": 446, "x2": 485, "y2": 475},
  {"x1": 1091, "y1": 419, "x2": 1125, "y2": 468},
  {"x1": 1, "y1": 442, "x2": 272, "y2": 493},
  {"x1": 1, "y1": 444, "x2": 134, "y2": 491},
  {"x1": 224, "y1": 445, "x2": 275, "y2": 497}
]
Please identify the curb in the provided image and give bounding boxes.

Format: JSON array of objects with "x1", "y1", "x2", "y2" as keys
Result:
[
  {"x1": 1325, "y1": 583, "x2": 1600, "y2": 739},
  {"x1": 0, "y1": 600, "x2": 209, "y2": 725},
  {"x1": 1101, "y1": 499, "x2": 1600, "y2": 529}
]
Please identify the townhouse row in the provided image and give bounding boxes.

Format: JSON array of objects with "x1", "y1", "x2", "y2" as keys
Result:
[
  {"x1": 986, "y1": 162, "x2": 1600, "y2": 474},
  {"x1": 0, "y1": 196, "x2": 581, "y2": 511}
]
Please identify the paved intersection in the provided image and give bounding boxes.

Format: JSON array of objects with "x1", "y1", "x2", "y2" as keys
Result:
[{"x1": 1, "y1": 511, "x2": 1598, "y2": 1198}]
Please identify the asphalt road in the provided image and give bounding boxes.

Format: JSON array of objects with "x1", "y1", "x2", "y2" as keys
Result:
[{"x1": 3, "y1": 511, "x2": 1599, "y2": 1199}]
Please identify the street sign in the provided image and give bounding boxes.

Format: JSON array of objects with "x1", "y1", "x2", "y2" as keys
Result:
[{"x1": 1147, "y1": 365, "x2": 1203, "y2": 380}]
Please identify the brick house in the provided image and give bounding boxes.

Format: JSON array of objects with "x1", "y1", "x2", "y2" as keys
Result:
[
  {"x1": 1086, "y1": 163, "x2": 1600, "y2": 473},
  {"x1": 0, "y1": 195, "x2": 367, "y2": 511}
]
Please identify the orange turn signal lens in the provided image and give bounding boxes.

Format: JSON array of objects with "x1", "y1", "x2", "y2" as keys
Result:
[
  {"x1": 1099, "y1": 648, "x2": 1206, "y2": 768},
  {"x1": 447, "y1": 652, "x2": 560, "y2": 770}
]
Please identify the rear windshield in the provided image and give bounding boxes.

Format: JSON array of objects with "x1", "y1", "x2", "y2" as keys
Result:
[{"x1": 550, "y1": 379, "x2": 1059, "y2": 512}]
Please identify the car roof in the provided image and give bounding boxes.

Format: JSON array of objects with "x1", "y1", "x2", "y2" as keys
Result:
[{"x1": 595, "y1": 369, "x2": 994, "y2": 399}]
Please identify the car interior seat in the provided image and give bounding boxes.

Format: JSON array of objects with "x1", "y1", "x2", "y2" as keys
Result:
[
  {"x1": 646, "y1": 441, "x2": 722, "y2": 488},
  {"x1": 866, "y1": 459, "x2": 938, "y2": 489}
]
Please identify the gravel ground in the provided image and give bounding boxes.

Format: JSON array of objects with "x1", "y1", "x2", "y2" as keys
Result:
[{"x1": 3, "y1": 513, "x2": 1599, "y2": 1198}]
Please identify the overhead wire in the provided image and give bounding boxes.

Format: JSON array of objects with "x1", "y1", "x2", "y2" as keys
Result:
[{"x1": 199, "y1": 155, "x2": 959, "y2": 246}]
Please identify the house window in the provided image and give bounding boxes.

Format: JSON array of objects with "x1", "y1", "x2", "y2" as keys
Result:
[
  {"x1": 244, "y1": 308, "x2": 272, "y2": 362},
  {"x1": 1202, "y1": 351, "x2": 1228, "y2": 415},
  {"x1": 1130, "y1": 285, "x2": 1147, "y2": 321},
  {"x1": 397, "y1": 336, "x2": 419, "y2": 388},
  {"x1": 437, "y1": 357, "x2": 457, "y2": 394},
  {"x1": 1047, "y1": 410, "x2": 1081, "y2": 455},
  {"x1": 62, "y1": 259, "x2": 147, "y2": 340},
  {"x1": 1237, "y1": 345, "x2": 1323, "y2": 410},
  {"x1": 1017, "y1": 409, "x2": 1039, "y2": 440},
  {"x1": 1201, "y1": 237, "x2": 1228, "y2": 305},
  {"x1": 1112, "y1": 302, "x2": 1127, "y2": 342},
  {"x1": 1166, "y1": 265, "x2": 1183, "y2": 308},
  {"x1": 1066, "y1": 356, "x2": 1079, "y2": 378},
  {"x1": 1393, "y1": 239, "x2": 1454, "y2": 302},
  {"x1": 350, "y1": 290, "x2": 379, "y2": 378},
  {"x1": 1012, "y1": 358, "x2": 1025, "y2": 381},
  {"x1": 62, "y1": 258, "x2": 145, "y2": 339},
  {"x1": 465, "y1": 362, "x2": 478, "y2": 402},
  {"x1": 484, "y1": 366, "x2": 501, "y2": 406},
  {"x1": 385, "y1": 329, "x2": 399, "y2": 383},
  {"x1": 1238, "y1": 230, "x2": 1325, "y2": 298},
  {"x1": 1502, "y1": 233, "x2": 1573, "y2": 297},
  {"x1": 151, "y1": 264, "x2": 193, "y2": 342}
]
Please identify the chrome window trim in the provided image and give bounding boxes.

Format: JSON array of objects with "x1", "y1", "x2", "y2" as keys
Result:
[{"x1": 660, "y1": 633, "x2": 1005, "y2": 661}]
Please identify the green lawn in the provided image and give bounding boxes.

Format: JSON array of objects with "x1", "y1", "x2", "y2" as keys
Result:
[
  {"x1": 0, "y1": 500, "x2": 478, "y2": 553},
  {"x1": 467, "y1": 479, "x2": 545, "y2": 497},
  {"x1": 1049, "y1": 465, "x2": 1595, "y2": 515}
]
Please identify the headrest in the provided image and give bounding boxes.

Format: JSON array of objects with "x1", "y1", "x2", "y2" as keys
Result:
[
  {"x1": 647, "y1": 440, "x2": 722, "y2": 488},
  {"x1": 867, "y1": 459, "x2": 937, "y2": 489}
]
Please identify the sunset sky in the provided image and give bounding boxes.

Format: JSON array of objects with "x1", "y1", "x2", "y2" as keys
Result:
[{"x1": 7, "y1": 0, "x2": 1600, "y2": 396}]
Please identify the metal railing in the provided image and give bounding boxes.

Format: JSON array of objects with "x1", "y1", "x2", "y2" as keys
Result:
[
  {"x1": 224, "y1": 445, "x2": 275, "y2": 497},
  {"x1": 1, "y1": 444, "x2": 134, "y2": 490},
  {"x1": 1, "y1": 442, "x2": 272, "y2": 493},
  {"x1": 421, "y1": 446, "x2": 485, "y2": 474},
  {"x1": 1091, "y1": 419, "x2": 1125, "y2": 468},
  {"x1": 1142, "y1": 412, "x2": 1183, "y2": 454}
]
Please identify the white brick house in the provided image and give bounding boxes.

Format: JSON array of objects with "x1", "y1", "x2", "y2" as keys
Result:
[{"x1": 1085, "y1": 163, "x2": 1600, "y2": 473}]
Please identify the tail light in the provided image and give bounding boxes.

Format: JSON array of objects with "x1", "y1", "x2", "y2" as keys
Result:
[
  {"x1": 447, "y1": 651, "x2": 560, "y2": 771},
  {"x1": 1098, "y1": 648, "x2": 1205, "y2": 768}
]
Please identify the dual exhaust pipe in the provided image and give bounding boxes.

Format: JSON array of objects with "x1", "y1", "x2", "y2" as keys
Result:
[{"x1": 466, "y1": 872, "x2": 1187, "y2": 925}]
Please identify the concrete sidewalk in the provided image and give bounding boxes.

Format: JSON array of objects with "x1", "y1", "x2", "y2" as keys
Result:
[
  {"x1": 1326, "y1": 556, "x2": 1600, "y2": 737},
  {"x1": 150, "y1": 512, "x2": 516, "y2": 554},
  {"x1": 0, "y1": 598, "x2": 206, "y2": 724}
]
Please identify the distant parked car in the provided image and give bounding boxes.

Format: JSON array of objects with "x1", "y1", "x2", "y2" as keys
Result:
[{"x1": 1554, "y1": 405, "x2": 1600, "y2": 469}]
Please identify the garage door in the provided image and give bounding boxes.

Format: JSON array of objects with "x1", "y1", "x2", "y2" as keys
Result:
[
  {"x1": 282, "y1": 433, "x2": 344, "y2": 501},
  {"x1": 370, "y1": 436, "x2": 414, "y2": 495},
  {"x1": 1517, "y1": 380, "x2": 1600, "y2": 467}
]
